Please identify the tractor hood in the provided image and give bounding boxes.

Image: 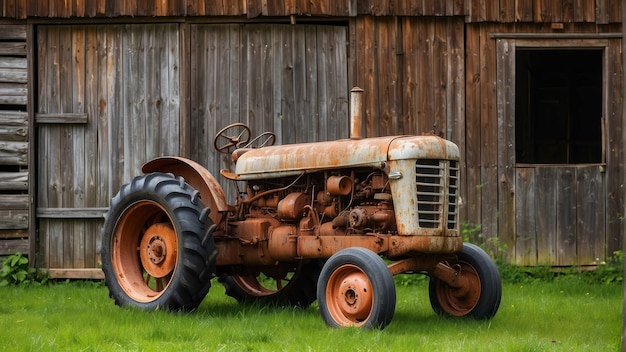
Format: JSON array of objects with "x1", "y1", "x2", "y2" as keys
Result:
[{"x1": 225, "y1": 135, "x2": 459, "y2": 180}]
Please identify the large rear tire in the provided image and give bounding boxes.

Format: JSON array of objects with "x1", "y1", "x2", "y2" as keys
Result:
[
  {"x1": 101, "y1": 172, "x2": 217, "y2": 311},
  {"x1": 317, "y1": 248, "x2": 396, "y2": 329},
  {"x1": 428, "y1": 243, "x2": 502, "y2": 319},
  {"x1": 219, "y1": 260, "x2": 323, "y2": 308}
]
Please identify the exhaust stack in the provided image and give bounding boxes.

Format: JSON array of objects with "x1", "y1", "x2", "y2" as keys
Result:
[{"x1": 350, "y1": 87, "x2": 364, "y2": 139}]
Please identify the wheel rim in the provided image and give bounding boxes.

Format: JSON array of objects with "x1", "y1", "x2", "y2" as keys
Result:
[
  {"x1": 112, "y1": 200, "x2": 178, "y2": 302},
  {"x1": 435, "y1": 261, "x2": 481, "y2": 316},
  {"x1": 231, "y1": 264, "x2": 297, "y2": 297},
  {"x1": 325, "y1": 264, "x2": 374, "y2": 327}
]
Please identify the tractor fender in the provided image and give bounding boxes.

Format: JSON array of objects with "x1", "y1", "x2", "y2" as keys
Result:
[{"x1": 142, "y1": 156, "x2": 229, "y2": 225}]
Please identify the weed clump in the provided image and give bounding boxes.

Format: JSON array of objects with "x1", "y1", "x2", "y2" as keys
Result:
[{"x1": 0, "y1": 252, "x2": 47, "y2": 286}]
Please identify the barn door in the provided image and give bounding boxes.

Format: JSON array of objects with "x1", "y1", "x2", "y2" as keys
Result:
[
  {"x1": 36, "y1": 24, "x2": 181, "y2": 276},
  {"x1": 497, "y1": 38, "x2": 608, "y2": 266},
  {"x1": 189, "y1": 23, "x2": 349, "y2": 195}
]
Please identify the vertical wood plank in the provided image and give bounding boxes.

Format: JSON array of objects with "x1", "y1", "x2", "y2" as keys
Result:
[
  {"x1": 463, "y1": 23, "x2": 481, "y2": 228},
  {"x1": 271, "y1": 25, "x2": 284, "y2": 140},
  {"x1": 376, "y1": 18, "x2": 396, "y2": 136},
  {"x1": 401, "y1": 17, "x2": 417, "y2": 135},
  {"x1": 496, "y1": 37, "x2": 516, "y2": 263},
  {"x1": 576, "y1": 166, "x2": 605, "y2": 265},
  {"x1": 596, "y1": 0, "x2": 610, "y2": 24},
  {"x1": 416, "y1": 17, "x2": 432, "y2": 134},
  {"x1": 516, "y1": 0, "x2": 534, "y2": 22},
  {"x1": 605, "y1": 38, "x2": 624, "y2": 257},
  {"x1": 484, "y1": 0, "x2": 499, "y2": 21},
  {"x1": 304, "y1": 26, "x2": 319, "y2": 142},
  {"x1": 535, "y1": 167, "x2": 557, "y2": 265},
  {"x1": 499, "y1": 0, "x2": 515, "y2": 22},
  {"x1": 319, "y1": 25, "x2": 347, "y2": 140},
  {"x1": 556, "y1": 168, "x2": 576, "y2": 266},
  {"x1": 359, "y1": 16, "x2": 377, "y2": 137},
  {"x1": 445, "y1": 17, "x2": 464, "y2": 140},
  {"x1": 480, "y1": 23, "x2": 499, "y2": 246},
  {"x1": 289, "y1": 25, "x2": 307, "y2": 143},
  {"x1": 280, "y1": 25, "x2": 296, "y2": 144},
  {"x1": 315, "y1": 25, "x2": 330, "y2": 139},
  {"x1": 71, "y1": 27, "x2": 86, "y2": 268},
  {"x1": 608, "y1": 0, "x2": 621, "y2": 23},
  {"x1": 515, "y1": 167, "x2": 536, "y2": 265},
  {"x1": 84, "y1": 27, "x2": 102, "y2": 267},
  {"x1": 534, "y1": 0, "x2": 553, "y2": 22},
  {"x1": 551, "y1": 0, "x2": 564, "y2": 22}
]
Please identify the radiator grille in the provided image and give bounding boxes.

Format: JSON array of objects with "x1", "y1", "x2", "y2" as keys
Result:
[{"x1": 415, "y1": 160, "x2": 459, "y2": 230}]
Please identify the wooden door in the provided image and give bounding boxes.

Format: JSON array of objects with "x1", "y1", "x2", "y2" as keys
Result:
[
  {"x1": 497, "y1": 38, "x2": 610, "y2": 266},
  {"x1": 36, "y1": 24, "x2": 181, "y2": 276}
]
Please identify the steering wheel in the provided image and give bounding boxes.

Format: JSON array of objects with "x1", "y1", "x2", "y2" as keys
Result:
[
  {"x1": 213, "y1": 123, "x2": 251, "y2": 154},
  {"x1": 242, "y1": 132, "x2": 276, "y2": 148}
]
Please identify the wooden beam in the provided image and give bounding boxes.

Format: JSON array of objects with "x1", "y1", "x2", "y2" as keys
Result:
[
  {"x1": 0, "y1": 238, "x2": 28, "y2": 255},
  {"x1": 36, "y1": 207, "x2": 107, "y2": 219},
  {"x1": 43, "y1": 268, "x2": 105, "y2": 280},
  {"x1": 35, "y1": 113, "x2": 88, "y2": 124},
  {"x1": 0, "y1": 42, "x2": 27, "y2": 56},
  {"x1": 0, "y1": 25, "x2": 26, "y2": 40}
]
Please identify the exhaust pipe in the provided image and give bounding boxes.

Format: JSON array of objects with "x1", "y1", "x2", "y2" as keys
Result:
[{"x1": 350, "y1": 87, "x2": 364, "y2": 139}]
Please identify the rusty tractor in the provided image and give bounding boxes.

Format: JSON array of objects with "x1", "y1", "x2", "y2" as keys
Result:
[{"x1": 101, "y1": 89, "x2": 501, "y2": 329}]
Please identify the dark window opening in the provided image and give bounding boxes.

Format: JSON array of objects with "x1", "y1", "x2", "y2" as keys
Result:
[{"x1": 515, "y1": 49, "x2": 603, "y2": 164}]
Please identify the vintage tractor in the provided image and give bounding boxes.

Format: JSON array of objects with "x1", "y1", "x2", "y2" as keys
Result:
[{"x1": 100, "y1": 89, "x2": 501, "y2": 329}]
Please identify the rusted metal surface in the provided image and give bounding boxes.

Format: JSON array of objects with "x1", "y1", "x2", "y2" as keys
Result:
[
  {"x1": 233, "y1": 135, "x2": 458, "y2": 180},
  {"x1": 216, "y1": 222, "x2": 461, "y2": 266},
  {"x1": 327, "y1": 175, "x2": 353, "y2": 195},
  {"x1": 350, "y1": 87, "x2": 364, "y2": 139},
  {"x1": 233, "y1": 138, "x2": 390, "y2": 179},
  {"x1": 429, "y1": 261, "x2": 481, "y2": 316},
  {"x1": 142, "y1": 156, "x2": 229, "y2": 225}
]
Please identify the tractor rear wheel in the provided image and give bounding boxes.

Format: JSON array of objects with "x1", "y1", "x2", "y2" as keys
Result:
[
  {"x1": 219, "y1": 260, "x2": 323, "y2": 308},
  {"x1": 317, "y1": 248, "x2": 396, "y2": 329},
  {"x1": 101, "y1": 172, "x2": 217, "y2": 311},
  {"x1": 428, "y1": 243, "x2": 502, "y2": 319}
]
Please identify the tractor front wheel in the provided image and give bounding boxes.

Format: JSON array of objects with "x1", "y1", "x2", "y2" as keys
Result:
[{"x1": 317, "y1": 247, "x2": 396, "y2": 329}]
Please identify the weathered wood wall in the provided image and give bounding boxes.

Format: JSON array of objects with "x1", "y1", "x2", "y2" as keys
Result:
[
  {"x1": 0, "y1": 0, "x2": 621, "y2": 23},
  {"x1": 189, "y1": 23, "x2": 348, "y2": 198},
  {"x1": 0, "y1": 24, "x2": 29, "y2": 259},
  {"x1": 35, "y1": 22, "x2": 348, "y2": 276},
  {"x1": 351, "y1": 16, "x2": 464, "y2": 139}
]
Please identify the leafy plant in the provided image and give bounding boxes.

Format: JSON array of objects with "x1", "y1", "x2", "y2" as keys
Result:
[
  {"x1": 460, "y1": 222, "x2": 509, "y2": 264},
  {"x1": 0, "y1": 252, "x2": 39, "y2": 286}
]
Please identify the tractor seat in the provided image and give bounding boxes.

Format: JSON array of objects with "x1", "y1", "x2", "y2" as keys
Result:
[{"x1": 231, "y1": 148, "x2": 252, "y2": 163}]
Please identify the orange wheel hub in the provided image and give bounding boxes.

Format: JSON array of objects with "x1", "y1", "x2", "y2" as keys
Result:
[
  {"x1": 325, "y1": 264, "x2": 373, "y2": 326},
  {"x1": 435, "y1": 262, "x2": 481, "y2": 316},
  {"x1": 139, "y1": 223, "x2": 177, "y2": 278}
]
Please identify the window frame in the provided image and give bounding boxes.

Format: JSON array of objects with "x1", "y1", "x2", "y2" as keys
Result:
[{"x1": 495, "y1": 35, "x2": 609, "y2": 168}]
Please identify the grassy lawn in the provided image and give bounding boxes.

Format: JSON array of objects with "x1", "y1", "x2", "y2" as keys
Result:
[{"x1": 0, "y1": 276, "x2": 621, "y2": 351}]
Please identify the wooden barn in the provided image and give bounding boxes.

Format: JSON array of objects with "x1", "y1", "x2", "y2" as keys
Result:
[{"x1": 0, "y1": 0, "x2": 622, "y2": 278}]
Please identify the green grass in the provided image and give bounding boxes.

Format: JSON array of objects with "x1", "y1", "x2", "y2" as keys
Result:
[{"x1": 0, "y1": 277, "x2": 621, "y2": 351}]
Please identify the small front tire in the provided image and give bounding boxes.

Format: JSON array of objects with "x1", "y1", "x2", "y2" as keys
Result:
[{"x1": 317, "y1": 247, "x2": 396, "y2": 329}]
